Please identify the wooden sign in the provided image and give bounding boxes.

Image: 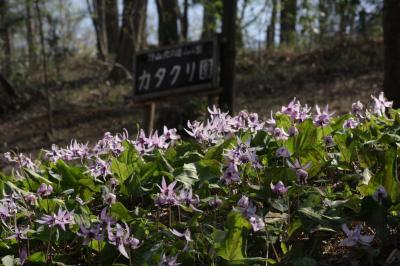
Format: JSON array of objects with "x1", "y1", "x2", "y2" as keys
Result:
[{"x1": 133, "y1": 38, "x2": 220, "y2": 101}]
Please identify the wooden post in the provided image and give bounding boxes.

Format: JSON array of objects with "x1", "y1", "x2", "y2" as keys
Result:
[
  {"x1": 219, "y1": 0, "x2": 237, "y2": 114},
  {"x1": 383, "y1": 0, "x2": 400, "y2": 108},
  {"x1": 142, "y1": 102, "x2": 156, "y2": 134}
]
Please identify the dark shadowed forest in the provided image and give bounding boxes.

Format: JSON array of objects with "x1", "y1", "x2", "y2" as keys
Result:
[
  {"x1": 2, "y1": 1, "x2": 400, "y2": 265},
  {"x1": 0, "y1": 0, "x2": 391, "y2": 154}
]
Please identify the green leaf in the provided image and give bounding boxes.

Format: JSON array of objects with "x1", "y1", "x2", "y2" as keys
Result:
[
  {"x1": 28, "y1": 251, "x2": 46, "y2": 263},
  {"x1": 1, "y1": 255, "x2": 15, "y2": 266},
  {"x1": 216, "y1": 211, "x2": 251, "y2": 262},
  {"x1": 371, "y1": 148, "x2": 400, "y2": 202},
  {"x1": 110, "y1": 202, "x2": 132, "y2": 221}
]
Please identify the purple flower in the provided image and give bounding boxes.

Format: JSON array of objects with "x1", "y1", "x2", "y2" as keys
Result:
[
  {"x1": 281, "y1": 98, "x2": 300, "y2": 120},
  {"x1": 298, "y1": 104, "x2": 311, "y2": 122},
  {"x1": 100, "y1": 207, "x2": 115, "y2": 225},
  {"x1": 37, "y1": 183, "x2": 53, "y2": 197},
  {"x1": 371, "y1": 92, "x2": 392, "y2": 116},
  {"x1": 43, "y1": 144, "x2": 65, "y2": 162},
  {"x1": 273, "y1": 128, "x2": 289, "y2": 140},
  {"x1": 221, "y1": 162, "x2": 241, "y2": 184},
  {"x1": 236, "y1": 196, "x2": 256, "y2": 217},
  {"x1": 159, "y1": 254, "x2": 180, "y2": 266},
  {"x1": 343, "y1": 118, "x2": 359, "y2": 129},
  {"x1": 149, "y1": 131, "x2": 169, "y2": 150},
  {"x1": 323, "y1": 135, "x2": 334, "y2": 147},
  {"x1": 64, "y1": 139, "x2": 89, "y2": 161},
  {"x1": 78, "y1": 224, "x2": 104, "y2": 245},
  {"x1": 6, "y1": 226, "x2": 29, "y2": 241},
  {"x1": 276, "y1": 147, "x2": 290, "y2": 158},
  {"x1": 287, "y1": 159, "x2": 311, "y2": 184},
  {"x1": 185, "y1": 121, "x2": 205, "y2": 141},
  {"x1": 313, "y1": 105, "x2": 335, "y2": 127},
  {"x1": 170, "y1": 229, "x2": 192, "y2": 249},
  {"x1": 89, "y1": 157, "x2": 111, "y2": 180},
  {"x1": 36, "y1": 208, "x2": 74, "y2": 231},
  {"x1": 155, "y1": 177, "x2": 178, "y2": 207},
  {"x1": 339, "y1": 224, "x2": 374, "y2": 247},
  {"x1": 108, "y1": 222, "x2": 140, "y2": 259},
  {"x1": 372, "y1": 185, "x2": 388, "y2": 204},
  {"x1": 247, "y1": 113, "x2": 264, "y2": 132},
  {"x1": 108, "y1": 178, "x2": 119, "y2": 190},
  {"x1": 24, "y1": 193, "x2": 37, "y2": 205},
  {"x1": 209, "y1": 195, "x2": 223, "y2": 209},
  {"x1": 236, "y1": 196, "x2": 264, "y2": 232},
  {"x1": 133, "y1": 129, "x2": 154, "y2": 155},
  {"x1": 104, "y1": 193, "x2": 116, "y2": 205},
  {"x1": 351, "y1": 101, "x2": 364, "y2": 117},
  {"x1": 224, "y1": 138, "x2": 260, "y2": 168},
  {"x1": 0, "y1": 205, "x2": 10, "y2": 220},
  {"x1": 237, "y1": 195, "x2": 250, "y2": 210},
  {"x1": 19, "y1": 246, "x2": 27, "y2": 265},
  {"x1": 270, "y1": 181, "x2": 288, "y2": 195},
  {"x1": 249, "y1": 216, "x2": 265, "y2": 232},
  {"x1": 208, "y1": 105, "x2": 227, "y2": 118},
  {"x1": 163, "y1": 126, "x2": 180, "y2": 143},
  {"x1": 288, "y1": 125, "x2": 298, "y2": 136},
  {"x1": 178, "y1": 188, "x2": 202, "y2": 212},
  {"x1": 266, "y1": 111, "x2": 276, "y2": 131}
]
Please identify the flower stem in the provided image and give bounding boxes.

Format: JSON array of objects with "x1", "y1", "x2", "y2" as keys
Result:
[{"x1": 45, "y1": 227, "x2": 54, "y2": 263}]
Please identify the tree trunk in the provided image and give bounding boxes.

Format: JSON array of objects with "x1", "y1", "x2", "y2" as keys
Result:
[
  {"x1": 105, "y1": 0, "x2": 119, "y2": 55},
  {"x1": 201, "y1": 0, "x2": 218, "y2": 39},
  {"x1": 280, "y1": 0, "x2": 297, "y2": 46},
  {"x1": 318, "y1": 0, "x2": 329, "y2": 43},
  {"x1": 181, "y1": 0, "x2": 189, "y2": 41},
  {"x1": 87, "y1": 0, "x2": 108, "y2": 60},
  {"x1": 383, "y1": 0, "x2": 400, "y2": 107},
  {"x1": 133, "y1": 0, "x2": 147, "y2": 50},
  {"x1": 0, "y1": 0, "x2": 12, "y2": 77},
  {"x1": 266, "y1": 0, "x2": 277, "y2": 49},
  {"x1": 156, "y1": 0, "x2": 180, "y2": 46},
  {"x1": 219, "y1": 0, "x2": 237, "y2": 113},
  {"x1": 25, "y1": 0, "x2": 36, "y2": 68},
  {"x1": 109, "y1": 0, "x2": 136, "y2": 81},
  {"x1": 35, "y1": 0, "x2": 54, "y2": 134}
]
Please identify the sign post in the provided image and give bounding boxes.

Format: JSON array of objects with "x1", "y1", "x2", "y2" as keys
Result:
[{"x1": 133, "y1": 38, "x2": 220, "y2": 133}]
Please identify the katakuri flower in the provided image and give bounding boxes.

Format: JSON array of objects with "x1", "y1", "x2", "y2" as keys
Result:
[
  {"x1": 313, "y1": 105, "x2": 335, "y2": 127},
  {"x1": 270, "y1": 181, "x2": 288, "y2": 195},
  {"x1": 339, "y1": 224, "x2": 374, "y2": 247},
  {"x1": 36, "y1": 208, "x2": 74, "y2": 231},
  {"x1": 372, "y1": 185, "x2": 388, "y2": 204},
  {"x1": 78, "y1": 224, "x2": 104, "y2": 245},
  {"x1": 287, "y1": 159, "x2": 312, "y2": 184},
  {"x1": 371, "y1": 92, "x2": 392, "y2": 117}
]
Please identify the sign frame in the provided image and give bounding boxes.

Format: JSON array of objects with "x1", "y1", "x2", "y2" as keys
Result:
[{"x1": 132, "y1": 36, "x2": 221, "y2": 102}]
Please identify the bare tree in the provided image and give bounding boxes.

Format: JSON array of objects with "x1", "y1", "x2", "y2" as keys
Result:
[
  {"x1": 35, "y1": 0, "x2": 54, "y2": 134},
  {"x1": 266, "y1": 0, "x2": 277, "y2": 49},
  {"x1": 0, "y1": 0, "x2": 12, "y2": 77},
  {"x1": 25, "y1": 0, "x2": 36, "y2": 68},
  {"x1": 105, "y1": 0, "x2": 119, "y2": 55},
  {"x1": 156, "y1": 0, "x2": 180, "y2": 45},
  {"x1": 87, "y1": 0, "x2": 108, "y2": 61},
  {"x1": 109, "y1": 0, "x2": 136, "y2": 81},
  {"x1": 383, "y1": 0, "x2": 400, "y2": 107},
  {"x1": 280, "y1": 0, "x2": 297, "y2": 46}
]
